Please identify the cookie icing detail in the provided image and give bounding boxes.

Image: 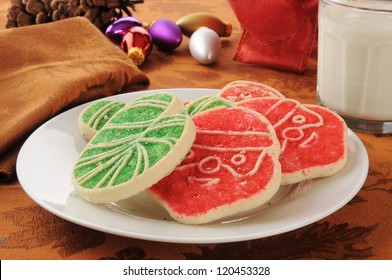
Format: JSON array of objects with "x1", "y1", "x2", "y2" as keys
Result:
[
  {"x1": 85, "y1": 101, "x2": 125, "y2": 130},
  {"x1": 73, "y1": 93, "x2": 189, "y2": 190},
  {"x1": 186, "y1": 95, "x2": 236, "y2": 116},
  {"x1": 74, "y1": 115, "x2": 188, "y2": 189},
  {"x1": 241, "y1": 98, "x2": 324, "y2": 153}
]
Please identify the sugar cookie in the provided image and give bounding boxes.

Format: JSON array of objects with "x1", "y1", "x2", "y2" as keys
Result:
[
  {"x1": 238, "y1": 97, "x2": 348, "y2": 184},
  {"x1": 219, "y1": 80, "x2": 285, "y2": 102},
  {"x1": 72, "y1": 93, "x2": 196, "y2": 203},
  {"x1": 148, "y1": 106, "x2": 281, "y2": 224}
]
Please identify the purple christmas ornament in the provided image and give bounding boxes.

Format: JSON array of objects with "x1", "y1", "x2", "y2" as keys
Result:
[
  {"x1": 105, "y1": 17, "x2": 143, "y2": 45},
  {"x1": 149, "y1": 19, "x2": 183, "y2": 51}
]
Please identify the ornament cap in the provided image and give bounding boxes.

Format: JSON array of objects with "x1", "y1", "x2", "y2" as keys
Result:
[
  {"x1": 224, "y1": 23, "x2": 233, "y2": 37},
  {"x1": 143, "y1": 21, "x2": 153, "y2": 30},
  {"x1": 127, "y1": 47, "x2": 145, "y2": 66}
]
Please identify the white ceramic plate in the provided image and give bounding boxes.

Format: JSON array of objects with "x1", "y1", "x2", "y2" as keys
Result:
[{"x1": 16, "y1": 89, "x2": 369, "y2": 244}]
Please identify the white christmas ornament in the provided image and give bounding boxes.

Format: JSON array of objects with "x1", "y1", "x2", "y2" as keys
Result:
[{"x1": 189, "y1": 27, "x2": 221, "y2": 65}]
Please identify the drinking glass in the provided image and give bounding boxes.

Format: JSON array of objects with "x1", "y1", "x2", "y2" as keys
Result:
[{"x1": 318, "y1": 0, "x2": 392, "y2": 134}]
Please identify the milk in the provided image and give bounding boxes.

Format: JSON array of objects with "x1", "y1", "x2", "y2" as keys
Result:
[{"x1": 318, "y1": 0, "x2": 392, "y2": 121}]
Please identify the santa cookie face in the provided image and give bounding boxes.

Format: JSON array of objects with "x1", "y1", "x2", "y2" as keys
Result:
[
  {"x1": 238, "y1": 97, "x2": 348, "y2": 184},
  {"x1": 148, "y1": 107, "x2": 281, "y2": 225},
  {"x1": 219, "y1": 80, "x2": 285, "y2": 102}
]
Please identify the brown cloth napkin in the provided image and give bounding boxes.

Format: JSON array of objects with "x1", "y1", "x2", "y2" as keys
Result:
[{"x1": 0, "y1": 17, "x2": 150, "y2": 181}]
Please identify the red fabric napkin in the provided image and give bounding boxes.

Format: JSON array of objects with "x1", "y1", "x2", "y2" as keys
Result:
[{"x1": 228, "y1": 0, "x2": 318, "y2": 73}]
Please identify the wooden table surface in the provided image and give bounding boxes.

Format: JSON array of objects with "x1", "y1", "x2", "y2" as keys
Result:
[{"x1": 1, "y1": 0, "x2": 392, "y2": 260}]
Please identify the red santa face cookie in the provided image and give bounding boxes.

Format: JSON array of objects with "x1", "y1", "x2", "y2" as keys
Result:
[
  {"x1": 238, "y1": 97, "x2": 348, "y2": 185},
  {"x1": 147, "y1": 107, "x2": 281, "y2": 225},
  {"x1": 219, "y1": 80, "x2": 285, "y2": 102}
]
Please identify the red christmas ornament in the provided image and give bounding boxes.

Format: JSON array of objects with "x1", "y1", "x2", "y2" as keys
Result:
[{"x1": 121, "y1": 26, "x2": 153, "y2": 65}]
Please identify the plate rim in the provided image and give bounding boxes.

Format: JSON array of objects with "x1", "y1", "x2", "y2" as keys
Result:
[{"x1": 16, "y1": 88, "x2": 369, "y2": 244}]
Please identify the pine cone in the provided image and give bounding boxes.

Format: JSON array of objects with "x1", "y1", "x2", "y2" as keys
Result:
[{"x1": 6, "y1": 0, "x2": 144, "y2": 32}]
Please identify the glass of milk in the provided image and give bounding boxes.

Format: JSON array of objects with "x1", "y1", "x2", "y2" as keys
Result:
[{"x1": 318, "y1": 0, "x2": 392, "y2": 134}]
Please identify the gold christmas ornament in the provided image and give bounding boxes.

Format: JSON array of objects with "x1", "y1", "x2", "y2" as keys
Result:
[{"x1": 176, "y1": 12, "x2": 232, "y2": 38}]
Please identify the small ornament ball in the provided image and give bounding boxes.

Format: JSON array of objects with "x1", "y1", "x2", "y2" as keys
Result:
[
  {"x1": 148, "y1": 19, "x2": 183, "y2": 51},
  {"x1": 104, "y1": 13, "x2": 230, "y2": 66},
  {"x1": 189, "y1": 27, "x2": 221, "y2": 65},
  {"x1": 105, "y1": 17, "x2": 142, "y2": 45},
  {"x1": 176, "y1": 12, "x2": 232, "y2": 38},
  {"x1": 121, "y1": 26, "x2": 153, "y2": 66}
]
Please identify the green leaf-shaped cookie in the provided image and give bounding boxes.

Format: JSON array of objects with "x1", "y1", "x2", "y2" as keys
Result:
[
  {"x1": 186, "y1": 95, "x2": 236, "y2": 116},
  {"x1": 79, "y1": 100, "x2": 125, "y2": 141},
  {"x1": 72, "y1": 93, "x2": 196, "y2": 203}
]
